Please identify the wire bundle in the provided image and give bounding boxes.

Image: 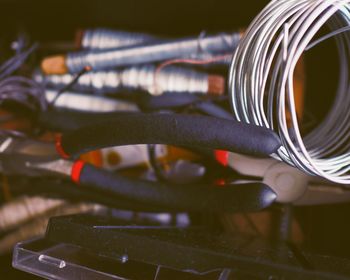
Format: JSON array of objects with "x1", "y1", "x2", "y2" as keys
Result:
[
  {"x1": 0, "y1": 76, "x2": 47, "y2": 111},
  {"x1": 229, "y1": 0, "x2": 350, "y2": 184},
  {"x1": 0, "y1": 42, "x2": 47, "y2": 111}
]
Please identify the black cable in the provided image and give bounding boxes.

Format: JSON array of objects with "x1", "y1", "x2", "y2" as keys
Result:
[
  {"x1": 139, "y1": 93, "x2": 232, "y2": 119},
  {"x1": 194, "y1": 102, "x2": 233, "y2": 120},
  {"x1": 147, "y1": 144, "x2": 169, "y2": 182},
  {"x1": 7, "y1": 176, "x2": 165, "y2": 212},
  {"x1": 49, "y1": 66, "x2": 90, "y2": 106},
  {"x1": 39, "y1": 110, "x2": 132, "y2": 132},
  {"x1": 139, "y1": 92, "x2": 199, "y2": 110}
]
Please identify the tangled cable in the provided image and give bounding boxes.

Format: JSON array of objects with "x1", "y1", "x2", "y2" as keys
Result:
[
  {"x1": 0, "y1": 41, "x2": 47, "y2": 112},
  {"x1": 0, "y1": 76, "x2": 47, "y2": 111},
  {"x1": 229, "y1": 0, "x2": 350, "y2": 184}
]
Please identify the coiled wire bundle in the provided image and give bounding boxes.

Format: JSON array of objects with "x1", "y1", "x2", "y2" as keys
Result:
[{"x1": 229, "y1": 0, "x2": 350, "y2": 184}]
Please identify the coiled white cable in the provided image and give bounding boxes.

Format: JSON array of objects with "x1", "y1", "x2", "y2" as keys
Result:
[{"x1": 229, "y1": 0, "x2": 350, "y2": 184}]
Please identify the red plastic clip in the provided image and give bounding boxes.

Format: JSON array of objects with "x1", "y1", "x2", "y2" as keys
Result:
[{"x1": 71, "y1": 160, "x2": 86, "y2": 184}]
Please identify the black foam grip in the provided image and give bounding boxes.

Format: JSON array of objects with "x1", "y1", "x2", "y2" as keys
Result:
[
  {"x1": 79, "y1": 164, "x2": 276, "y2": 212},
  {"x1": 61, "y1": 113, "x2": 281, "y2": 157}
]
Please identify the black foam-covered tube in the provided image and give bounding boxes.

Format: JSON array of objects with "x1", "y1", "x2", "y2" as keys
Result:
[
  {"x1": 61, "y1": 113, "x2": 281, "y2": 157},
  {"x1": 79, "y1": 164, "x2": 277, "y2": 212}
]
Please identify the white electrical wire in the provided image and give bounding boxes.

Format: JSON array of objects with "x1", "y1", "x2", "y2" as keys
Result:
[{"x1": 229, "y1": 0, "x2": 350, "y2": 184}]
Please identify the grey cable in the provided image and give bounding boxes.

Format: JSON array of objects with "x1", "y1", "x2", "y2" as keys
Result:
[{"x1": 67, "y1": 32, "x2": 240, "y2": 73}]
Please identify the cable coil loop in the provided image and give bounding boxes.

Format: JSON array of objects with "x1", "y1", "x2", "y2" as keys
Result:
[{"x1": 229, "y1": 0, "x2": 350, "y2": 184}]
